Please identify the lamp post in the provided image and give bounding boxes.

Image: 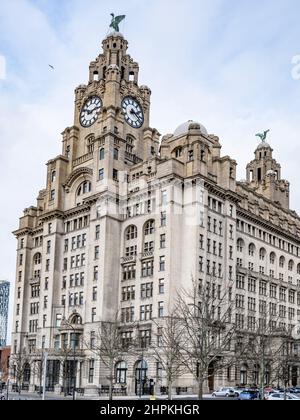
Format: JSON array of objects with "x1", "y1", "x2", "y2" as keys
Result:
[{"x1": 67, "y1": 323, "x2": 77, "y2": 401}]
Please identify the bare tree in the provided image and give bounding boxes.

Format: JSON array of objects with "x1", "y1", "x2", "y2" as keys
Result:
[
  {"x1": 151, "y1": 313, "x2": 187, "y2": 400},
  {"x1": 10, "y1": 349, "x2": 31, "y2": 395},
  {"x1": 235, "y1": 313, "x2": 300, "y2": 399},
  {"x1": 87, "y1": 312, "x2": 134, "y2": 401},
  {"x1": 176, "y1": 277, "x2": 236, "y2": 400}
]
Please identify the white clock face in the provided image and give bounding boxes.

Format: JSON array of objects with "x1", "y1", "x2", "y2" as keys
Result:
[
  {"x1": 80, "y1": 96, "x2": 102, "y2": 128},
  {"x1": 122, "y1": 96, "x2": 144, "y2": 129}
]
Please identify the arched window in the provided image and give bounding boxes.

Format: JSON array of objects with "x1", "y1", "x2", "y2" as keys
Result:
[
  {"x1": 270, "y1": 252, "x2": 276, "y2": 265},
  {"x1": 77, "y1": 181, "x2": 92, "y2": 196},
  {"x1": 87, "y1": 136, "x2": 95, "y2": 154},
  {"x1": 249, "y1": 243, "x2": 255, "y2": 257},
  {"x1": 237, "y1": 239, "x2": 244, "y2": 253},
  {"x1": 135, "y1": 360, "x2": 148, "y2": 395},
  {"x1": 125, "y1": 226, "x2": 137, "y2": 241},
  {"x1": 116, "y1": 361, "x2": 128, "y2": 384},
  {"x1": 144, "y1": 220, "x2": 155, "y2": 236},
  {"x1": 288, "y1": 260, "x2": 294, "y2": 271},
  {"x1": 174, "y1": 147, "x2": 183, "y2": 158},
  {"x1": 51, "y1": 171, "x2": 56, "y2": 182},
  {"x1": 99, "y1": 148, "x2": 105, "y2": 160},
  {"x1": 69, "y1": 314, "x2": 82, "y2": 325},
  {"x1": 279, "y1": 256, "x2": 285, "y2": 268},
  {"x1": 34, "y1": 253, "x2": 42, "y2": 265},
  {"x1": 259, "y1": 248, "x2": 266, "y2": 261}
]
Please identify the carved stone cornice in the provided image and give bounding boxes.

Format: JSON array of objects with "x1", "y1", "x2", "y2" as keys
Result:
[
  {"x1": 236, "y1": 208, "x2": 300, "y2": 245},
  {"x1": 12, "y1": 227, "x2": 33, "y2": 238},
  {"x1": 38, "y1": 210, "x2": 65, "y2": 223},
  {"x1": 64, "y1": 204, "x2": 91, "y2": 219}
]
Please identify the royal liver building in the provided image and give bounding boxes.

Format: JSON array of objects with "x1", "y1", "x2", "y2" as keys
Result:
[{"x1": 12, "y1": 25, "x2": 300, "y2": 396}]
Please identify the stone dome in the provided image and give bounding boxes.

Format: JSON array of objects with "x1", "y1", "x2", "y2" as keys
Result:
[
  {"x1": 256, "y1": 141, "x2": 271, "y2": 150},
  {"x1": 174, "y1": 120, "x2": 208, "y2": 137},
  {"x1": 105, "y1": 31, "x2": 124, "y2": 39}
]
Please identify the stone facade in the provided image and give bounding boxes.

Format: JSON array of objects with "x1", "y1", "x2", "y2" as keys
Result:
[{"x1": 11, "y1": 31, "x2": 300, "y2": 396}]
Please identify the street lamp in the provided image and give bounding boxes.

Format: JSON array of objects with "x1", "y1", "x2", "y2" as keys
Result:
[{"x1": 66, "y1": 321, "x2": 77, "y2": 401}]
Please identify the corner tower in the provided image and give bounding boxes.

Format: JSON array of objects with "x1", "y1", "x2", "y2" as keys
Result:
[
  {"x1": 246, "y1": 139, "x2": 290, "y2": 209},
  {"x1": 63, "y1": 30, "x2": 160, "y2": 170}
]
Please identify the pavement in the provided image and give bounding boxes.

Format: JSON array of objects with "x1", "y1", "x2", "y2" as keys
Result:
[{"x1": 1, "y1": 392, "x2": 218, "y2": 401}]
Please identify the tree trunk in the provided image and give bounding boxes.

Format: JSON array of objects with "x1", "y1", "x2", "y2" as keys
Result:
[
  {"x1": 167, "y1": 378, "x2": 173, "y2": 401},
  {"x1": 197, "y1": 375, "x2": 204, "y2": 400},
  {"x1": 109, "y1": 366, "x2": 114, "y2": 401}
]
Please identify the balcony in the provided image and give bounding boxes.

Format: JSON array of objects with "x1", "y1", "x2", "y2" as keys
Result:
[
  {"x1": 121, "y1": 255, "x2": 137, "y2": 264},
  {"x1": 29, "y1": 276, "x2": 41, "y2": 285},
  {"x1": 140, "y1": 251, "x2": 154, "y2": 260},
  {"x1": 73, "y1": 152, "x2": 93, "y2": 168}
]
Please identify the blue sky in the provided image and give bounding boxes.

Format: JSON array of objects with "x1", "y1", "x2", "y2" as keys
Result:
[{"x1": 1, "y1": 0, "x2": 300, "y2": 339}]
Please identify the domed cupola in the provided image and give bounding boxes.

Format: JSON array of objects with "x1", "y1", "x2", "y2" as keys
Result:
[{"x1": 173, "y1": 120, "x2": 208, "y2": 138}]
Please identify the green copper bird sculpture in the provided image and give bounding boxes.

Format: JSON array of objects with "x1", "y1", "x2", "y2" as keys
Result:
[
  {"x1": 255, "y1": 130, "x2": 270, "y2": 142},
  {"x1": 110, "y1": 13, "x2": 126, "y2": 32}
]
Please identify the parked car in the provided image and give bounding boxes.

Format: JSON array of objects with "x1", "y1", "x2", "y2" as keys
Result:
[
  {"x1": 238, "y1": 390, "x2": 260, "y2": 400},
  {"x1": 267, "y1": 393, "x2": 300, "y2": 400},
  {"x1": 212, "y1": 387, "x2": 238, "y2": 398},
  {"x1": 233, "y1": 387, "x2": 246, "y2": 396},
  {"x1": 288, "y1": 388, "x2": 300, "y2": 394}
]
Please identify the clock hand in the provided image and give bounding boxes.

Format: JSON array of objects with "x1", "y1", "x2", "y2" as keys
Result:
[{"x1": 130, "y1": 109, "x2": 142, "y2": 122}]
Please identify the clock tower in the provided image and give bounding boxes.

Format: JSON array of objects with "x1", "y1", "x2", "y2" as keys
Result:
[{"x1": 62, "y1": 31, "x2": 160, "y2": 174}]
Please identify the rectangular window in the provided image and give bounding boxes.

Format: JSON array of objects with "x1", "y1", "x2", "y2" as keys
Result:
[
  {"x1": 88, "y1": 359, "x2": 95, "y2": 383},
  {"x1": 50, "y1": 190, "x2": 55, "y2": 200},
  {"x1": 141, "y1": 283, "x2": 153, "y2": 299},
  {"x1": 99, "y1": 169, "x2": 104, "y2": 181},
  {"x1": 159, "y1": 279, "x2": 165, "y2": 295},
  {"x1": 161, "y1": 212, "x2": 167, "y2": 227},
  {"x1": 158, "y1": 302, "x2": 164, "y2": 318},
  {"x1": 48, "y1": 223, "x2": 52, "y2": 234},
  {"x1": 95, "y1": 225, "x2": 100, "y2": 240},
  {"x1": 113, "y1": 169, "x2": 119, "y2": 181},
  {"x1": 94, "y1": 246, "x2": 100, "y2": 260},
  {"x1": 44, "y1": 296, "x2": 48, "y2": 309},
  {"x1": 160, "y1": 234, "x2": 166, "y2": 249},
  {"x1": 141, "y1": 260, "x2": 154, "y2": 277},
  {"x1": 159, "y1": 256, "x2": 166, "y2": 272},
  {"x1": 47, "y1": 240, "x2": 51, "y2": 254},
  {"x1": 94, "y1": 266, "x2": 99, "y2": 281},
  {"x1": 140, "y1": 305, "x2": 152, "y2": 321},
  {"x1": 92, "y1": 287, "x2": 97, "y2": 301},
  {"x1": 64, "y1": 239, "x2": 69, "y2": 252},
  {"x1": 91, "y1": 308, "x2": 96, "y2": 323},
  {"x1": 161, "y1": 190, "x2": 167, "y2": 206}
]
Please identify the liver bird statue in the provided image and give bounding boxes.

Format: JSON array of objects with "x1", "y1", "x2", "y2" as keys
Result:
[
  {"x1": 110, "y1": 13, "x2": 126, "y2": 32},
  {"x1": 255, "y1": 129, "x2": 270, "y2": 142}
]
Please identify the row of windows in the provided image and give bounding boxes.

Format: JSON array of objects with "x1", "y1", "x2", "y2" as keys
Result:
[
  {"x1": 199, "y1": 257, "x2": 225, "y2": 278},
  {"x1": 237, "y1": 239, "x2": 300, "y2": 272},
  {"x1": 237, "y1": 219, "x2": 300, "y2": 257},
  {"x1": 235, "y1": 314, "x2": 296, "y2": 333},
  {"x1": 121, "y1": 303, "x2": 164, "y2": 323},
  {"x1": 64, "y1": 216, "x2": 89, "y2": 233},
  {"x1": 62, "y1": 273, "x2": 85, "y2": 289},
  {"x1": 121, "y1": 280, "x2": 165, "y2": 301},
  {"x1": 236, "y1": 275, "x2": 300, "y2": 303},
  {"x1": 200, "y1": 235, "x2": 223, "y2": 257}
]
